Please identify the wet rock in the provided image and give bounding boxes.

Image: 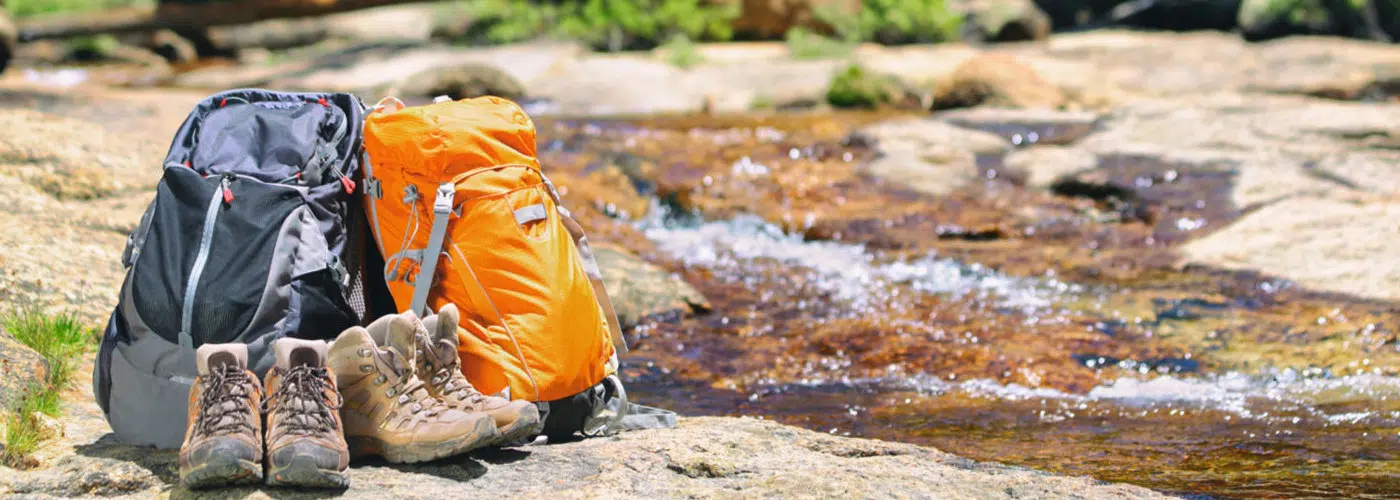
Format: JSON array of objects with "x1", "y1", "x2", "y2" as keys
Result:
[
  {"x1": 937, "y1": 107, "x2": 1102, "y2": 145},
  {"x1": 825, "y1": 64, "x2": 923, "y2": 109},
  {"x1": 145, "y1": 30, "x2": 197, "y2": 65},
  {"x1": 67, "y1": 36, "x2": 169, "y2": 68},
  {"x1": 391, "y1": 63, "x2": 528, "y2": 102},
  {"x1": 722, "y1": 0, "x2": 862, "y2": 39},
  {"x1": 852, "y1": 118, "x2": 1010, "y2": 196},
  {"x1": 1179, "y1": 198, "x2": 1400, "y2": 301},
  {"x1": 1003, "y1": 145, "x2": 1098, "y2": 189},
  {"x1": 955, "y1": 0, "x2": 1053, "y2": 42},
  {"x1": 0, "y1": 328, "x2": 47, "y2": 411},
  {"x1": 0, "y1": 9, "x2": 13, "y2": 75},
  {"x1": 594, "y1": 244, "x2": 710, "y2": 327},
  {"x1": 1237, "y1": 0, "x2": 1388, "y2": 41},
  {"x1": 931, "y1": 54, "x2": 1066, "y2": 110}
]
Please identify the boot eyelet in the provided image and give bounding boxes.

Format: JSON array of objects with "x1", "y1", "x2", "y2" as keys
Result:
[
  {"x1": 386, "y1": 388, "x2": 397, "y2": 397},
  {"x1": 359, "y1": 365, "x2": 373, "y2": 373},
  {"x1": 374, "y1": 375, "x2": 387, "y2": 385},
  {"x1": 398, "y1": 395, "x2": 409, "y2": 404},
  {"x1": 412, "y1": 403, "x2": 422, "y2": 413},
  {"x1": 358, "y1": 348, "x2": 372, "y2": 357}
]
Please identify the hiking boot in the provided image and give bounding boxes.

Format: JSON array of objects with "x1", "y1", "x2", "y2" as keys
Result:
[
  {"x1": 415, "y1": 305, "x2": 541, "y2": 445},
  {"x1": 327, "y1": 313, "x2": 500, "y2": 463},
  {"x1": 179, "y1": 343, "x2": 264, "y2": 489},
  {"x1": 263, "y1": 338, "x2": 350, "y2": 488}
]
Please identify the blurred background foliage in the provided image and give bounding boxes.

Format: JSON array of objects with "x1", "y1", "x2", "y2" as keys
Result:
[{"x1": 5, "y1": 0, "x2": 1400, "y2": 52}]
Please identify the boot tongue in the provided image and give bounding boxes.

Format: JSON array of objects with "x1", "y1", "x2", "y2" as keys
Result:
[
  {"x1": 421, "y1": 306, "x2": 462, "y2": 367},
  {"x1": 274, "y1": 338, "x2": 328, "y2": 370},
  {"x1": 386, "y1": 312, "x2": 423, "y2": 367},
  {"x1": 429, "y1": 304, "x2": 461, "y2": 343},
  {"x1": 196, "y1": 344, "x2": 248, "y2": 376}
]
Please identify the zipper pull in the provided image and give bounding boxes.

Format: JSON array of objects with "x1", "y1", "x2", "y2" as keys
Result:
[
  {"x1": 221, "y1": 176, "x2": 234, "y2": 204},
  {"x1": 330, "y1": 162, "x2": 355, "y2": 194}
]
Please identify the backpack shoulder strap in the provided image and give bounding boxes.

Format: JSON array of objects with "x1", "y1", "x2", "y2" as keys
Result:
[{"x1": 540, "y1": 173, "x2": 629, "y2": 355}]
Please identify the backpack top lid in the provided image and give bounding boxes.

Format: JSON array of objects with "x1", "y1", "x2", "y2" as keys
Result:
[
  {"x1": 364, "y1": 95, "x2": 541, "y2": 178},
  {"x1": 162, "y1": 88, "x2": 367, "y2": 187}
]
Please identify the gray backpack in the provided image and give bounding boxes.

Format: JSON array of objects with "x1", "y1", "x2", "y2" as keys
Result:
[{"x1": 93, "y1": 89, "x2": 384, "y2": 449}]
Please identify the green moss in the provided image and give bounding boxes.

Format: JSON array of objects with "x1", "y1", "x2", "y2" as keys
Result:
[{"x1": 826, "y1": 64, "x2": 900, "y2": 108}]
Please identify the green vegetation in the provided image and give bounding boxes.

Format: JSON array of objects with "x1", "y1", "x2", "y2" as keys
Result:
[
  {"x1": 818, "y1": 0, "x2": 963, "y2": 45},
  {"x1": 826, "y1": 63, "x2": 899, "y2": 108},
  {"x1": 1, "y1": 310, "x2": 95, "y2": 468},
  {"x1": 66, "y1": 34, "x2": 120, "y2": 60},
  {"x1": 452, "y1": 0, "x2": 959, "y2": 51},
  {"x1": 784, "y1": 27, "x2": 854, "y2": 60},
  {"x1": 457, "y1": 0, "x2": 740, "y2": 51},
  {"x1": 660, "y1": 33, "x2": 704, "y2": 68},
  {"x1": 6, "y1": 0, "x2": 152, "y2": 19},
  {"x1": 11, "y1": 0, "x2": 964, "y2": 51}
]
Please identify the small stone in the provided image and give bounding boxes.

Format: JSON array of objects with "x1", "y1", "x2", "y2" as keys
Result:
[
  {"x1": 932, "y1": 54, "x2": 1066, "y2": 110},
  {"x1": 0, "y1": 328, "x2": 48, "y2": 411},
  {"x1": 394, "y1": 63, "x2": 527, "y2": 102},
  {"x1": 27, "y1": 412, "x2": 65, "y2": 440}
]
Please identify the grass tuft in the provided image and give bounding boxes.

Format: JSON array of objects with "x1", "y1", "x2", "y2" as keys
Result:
[{"x1": 1, "y1": 309, "x2": 95, "y2": 468}]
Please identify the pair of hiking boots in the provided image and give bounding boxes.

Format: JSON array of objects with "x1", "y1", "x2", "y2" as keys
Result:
[{"x1": 179, "y1": 305, "x2": 540, "y2": 489}]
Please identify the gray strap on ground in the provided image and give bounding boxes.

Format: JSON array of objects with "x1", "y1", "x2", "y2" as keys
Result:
[{"x1": 618, "y1": 402, "x2": 678, "y2": 430}]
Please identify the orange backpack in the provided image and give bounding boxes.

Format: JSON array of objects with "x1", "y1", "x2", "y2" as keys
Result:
[{"x1": 359, "y1": 96, "x2": 672, "y2": 438}]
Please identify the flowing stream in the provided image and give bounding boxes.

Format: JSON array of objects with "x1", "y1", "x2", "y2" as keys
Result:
[{"x1": 527, "y1": 114, "x2": 1400, "y2": 499}]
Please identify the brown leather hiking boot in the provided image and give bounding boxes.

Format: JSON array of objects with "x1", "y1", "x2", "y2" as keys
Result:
[
  {"x1": 327, "y1": 313, "x2": 500, "y2": 463},
  {"x1": 179, "y1": 344, "x2": 264, "y2": 489},
  {"x1": 262, "y1": 338, "x2": 350, "y2": 488},
  {"x1": 415, "y1": 305, "x2": 541, "y2": 445}
]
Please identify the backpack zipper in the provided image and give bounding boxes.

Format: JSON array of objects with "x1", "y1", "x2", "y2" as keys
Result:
[{"x1": 178, "y1": 174, "x2": 232, "y2": 349}]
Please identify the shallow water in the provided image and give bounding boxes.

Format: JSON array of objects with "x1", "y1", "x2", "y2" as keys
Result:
[{"x1": 532, "y1": 113, "x2": 1400, "y2": 498}]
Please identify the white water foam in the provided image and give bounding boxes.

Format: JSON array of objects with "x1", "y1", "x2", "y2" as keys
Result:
[
  {"x1": 636, "y1": 207, "x2": 1400, "y2": 426},
  {"x1": 879, "y1": 369, "x2": 1400, "y2": 424},
  {"x1": 638, "y1": 210, "x2": 1081, "y2": 315}
]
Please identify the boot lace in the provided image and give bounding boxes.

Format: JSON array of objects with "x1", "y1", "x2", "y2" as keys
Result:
[
  {"x1": 381, "y1": 348, "x2": 447, "y2": 416},
  {"x1": 418, "y1": 335, "x2": 485, "y2": 404},
  {"x1": 266, "y1": 365, "x2": 342, "y2": 436},
  {"x1": 193, "y1": 364, "x2": 257, "y2": 438}
]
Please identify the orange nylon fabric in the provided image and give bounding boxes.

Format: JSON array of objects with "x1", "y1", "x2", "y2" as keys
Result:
[{"x1": 361, "y1": 96, "x2": 615, "y2": 402}]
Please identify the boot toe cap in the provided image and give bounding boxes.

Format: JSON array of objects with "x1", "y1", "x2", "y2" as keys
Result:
[
  {"x1": 184, "y1": 437, "x2": 261, "y2": 467},
  {"x1": 270, "y1": 440, "x2": 349, "y2": 472}
]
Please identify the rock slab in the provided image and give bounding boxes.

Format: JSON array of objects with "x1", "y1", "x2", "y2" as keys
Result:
[
  {"x1": 0, "y1": 327, "x2": 47, "y2": 411},
  {"x1": 1, "y1": 417, "x2": 1169, "y2": 499}
]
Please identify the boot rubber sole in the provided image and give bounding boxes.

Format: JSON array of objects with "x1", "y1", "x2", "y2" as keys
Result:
[
  {"x1": 266, "y1": 455, "x2": 350, "y2": 489},
  {"x1": 180, "y1": 456, "x2": 263, "y2": 490},
  {"x1": 492, "y1": 407, "x2": 542, "y2": 447},
  {"x1": 346, "y1": 416, "x2": 499, "y2": 464}
]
